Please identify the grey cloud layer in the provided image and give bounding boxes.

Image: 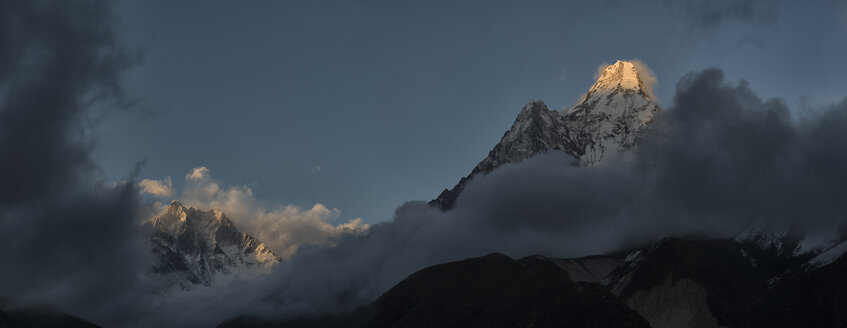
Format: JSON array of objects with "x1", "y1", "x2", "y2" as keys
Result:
[{"x1": 0, "y1": 1, "x2": 154, "y2": 326}]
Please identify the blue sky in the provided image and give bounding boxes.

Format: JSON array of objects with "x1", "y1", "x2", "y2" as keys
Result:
[{"x1": 94, "y1": 0, "x2": 847, "y2": 223}]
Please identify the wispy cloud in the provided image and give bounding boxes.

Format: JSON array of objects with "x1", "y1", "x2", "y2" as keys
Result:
[
  {"x1": 0, "y1": 2, "x2": 153, "y2": 326},
  {"x1": 139, "y1": 177, "x2": 174, "y2": 197},
  {"x1": 556, "y1": 66, "x2": 567, "y2": 81}
]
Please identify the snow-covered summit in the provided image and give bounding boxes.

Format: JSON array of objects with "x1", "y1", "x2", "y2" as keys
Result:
[
  {"x1": 585, "y1": 60, "x2": 649, "y2": 97},
  {"x1": 564, "y1": 61, "x2": 660, "y2": 164},
  {"x1": 431, "y1": 60, "x2": 661, "y2": 210},
  {"x1": 150, "y1": 201, "x2": 280, "y2": 289}
]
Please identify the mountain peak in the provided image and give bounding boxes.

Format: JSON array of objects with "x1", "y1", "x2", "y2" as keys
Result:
[
  {"x1": 512, "y1": 101, "x2": 554, "y2": 131},
  {"x1": 149, "y1": 203, "x2": 281, "y2": 289},
  {"x1": 163, "y1": 200, "x2": 190, "y2": 222},
  {"x1": 430, "y1": 60, "x2": 661, "y2": 210},
  {"x1": 588, "y1": 60, "x2": 646, "y2": 96}
]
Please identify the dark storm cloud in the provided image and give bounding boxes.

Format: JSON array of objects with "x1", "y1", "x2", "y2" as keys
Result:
[
  {"x1": 204, "y1": 68, "x2": 847, "y2": 323},
  {"x1": 639, "y1": 69, "x2": 847, "y2": 230},
  {"x1": 0, "y1": 1, "x2": 129, "y2": 203},
  {"x1": 0, "y1": 1, "x2": 154, "y2": 326}
]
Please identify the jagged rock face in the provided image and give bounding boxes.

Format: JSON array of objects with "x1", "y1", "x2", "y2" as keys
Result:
[
  {"x1": 603, "y1": 238, "x2": 770, "y2": 328},
  {"x1": 431, "y1": 60, "x2": 660, "y2": 210},
  {"x1": 431, "y1": 101, "x2": 586, "y2": 210},
  {"x1": 625, "y1": 277, "x2": 722, "y2": 328},
  {"x1": 756, "y1": 247, "x2": 847, "y2": 328},
  {"x1": 474, "y1": 101, "x2": 585, "y2": 174},
  {"x1": 150, "y1": 201, "x2": 280, "y2": 289},
  {"x1": 734, "y1": 223, "x2": 814, "y2": 273},
  {"x1": 733, "y1": 221, "x2": 847, "y2": 273},
  {"x1": 594, "y1": 236, "x2": 847, "y2": 328},
  {"x1": 548, "y1": 253, "x2": 626, "y2": 284}
]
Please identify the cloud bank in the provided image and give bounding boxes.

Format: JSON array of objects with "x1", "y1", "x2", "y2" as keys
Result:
[{"x1": 146, "y1": 166, "x2": 369, "y2": 259}]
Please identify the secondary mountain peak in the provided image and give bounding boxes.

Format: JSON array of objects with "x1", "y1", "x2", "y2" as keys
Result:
[
  {"x1": 149, "y1": 202, "x2": 280, "y2": 289},
  {"x1": 475, "y1": 100, "x2": 581, "y2": 175}
]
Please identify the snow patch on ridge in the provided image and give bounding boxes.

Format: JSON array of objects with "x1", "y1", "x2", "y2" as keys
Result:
[
  {"x1": 806, "y1": 240, "x2": 847, "y2": 271},
  {"x1": 735, "y1": 222, "x2": 788, "y2": 254}
]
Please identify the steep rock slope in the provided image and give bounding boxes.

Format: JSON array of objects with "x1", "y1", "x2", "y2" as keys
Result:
[
  {"x1": 150, "y1": 201, "x2": 280, "y2": 289},
  {"x1": 603, "y1": 238, "x2": 770, "y2": 328}
]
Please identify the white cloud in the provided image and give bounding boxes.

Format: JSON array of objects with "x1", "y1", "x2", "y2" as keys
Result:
[
  {"x1": 186, "y1": 166, "x2": 210, "y2": 181},
  {"x1": 628, "y1": 58, "x2": 658, "y2": 101},
  {"x1": 246, "y1": 204, "x2": 368, "y2": 258},
  {"x1": 593, "y1": 61, "x2": 610, "y2": 80},
  {"x1": 139, "y1": 177, "x2": 174, "y2": 197},
  {"x1": 176, "y1": 166, "x2": 368, "y2": 259}
]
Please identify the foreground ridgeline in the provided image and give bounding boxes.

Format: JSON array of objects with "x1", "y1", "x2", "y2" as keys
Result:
[
  {"x1": 0, "y1": 305, "x2": 99, "y2": 328},
  {"x1": 221, "y1": 232, "x2": 847, "y2": 328},
  {"x1": 431, "y1": 60, "x2": 660, "y2": 210},
  {"x1": 220, "y1": 253, "x2": 650, "y2": 328}
]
